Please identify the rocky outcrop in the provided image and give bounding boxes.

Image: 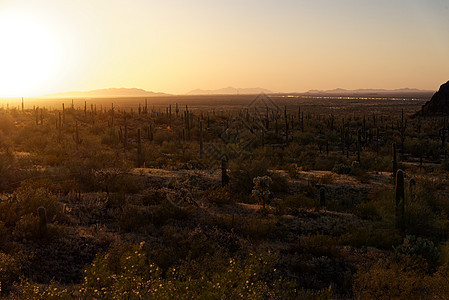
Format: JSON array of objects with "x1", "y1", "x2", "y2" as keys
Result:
[{"x1": 416, "y1": 81, "x2": 449, "y2": 116}]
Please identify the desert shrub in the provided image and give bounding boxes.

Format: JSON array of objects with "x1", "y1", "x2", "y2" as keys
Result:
[
  {"x1": 332, "y1": 163, "x2": 351, "y2": 174},
  {"x1": 141, "y1": 188, "x2": 168, "y2": 206},
  {"x1": 0, "y1": 112, "x2": 14, "y2": 134},
  {"x1": 284, "y1": 163, "x2": 298, "y2": 178},
  {"x1": 92, "y1": 170, "x2": 140, "y2": 194},
  {"x1": 314, "y1": 157, "x2": 338, "y2": 171},
  {"x1": 141, "y1": 144, "x2": 164, "y2": 166},
  {"x1": 0, "y1": 221, "x2": 8, "y2": 245},
  {"x1": 240, "y1": 217, "x2": 284, "y2": 240},
  {"x1": 153, "y1": 129, "x2": 176, "y2": 144},
  {"x1": 251, "y1": 176, "x2": 273, "y2": 207},
  {"x1": 230, "y1": 157, "x2": 269, "y2": 194},
  {"x1": 117, "y1": 203, "x2": 153, "y2": 233},
  {"x1": 353, "y1": 256, "x2": 429, "y2": 299},
  {"x1": 341, "y1": 226, "x2": 401, "y2": 250},
  {"x1": 297, "y1": 132, "x2": 316, "y2": 145},
  {"x1": 110, "y1": 174, "x2": 143, "y2": 194},
  {"x1": 12, "y1": 213, "x2": 64, "y2": 241},
  {"x1": 12, "y1": 213, "x2": 43, "y2": 240},
  {"x1": 394, "y1": 235, "x2": 440, "y2": 271},
  {"x1": 85, "y1": 246, "x2": 295, "y2": 299},
  {"x1": 427, "y1": 264, "x2": 449, "y2": 297},
  {"x1": 14, "y1": 244, "x2": 317, "y2": 299},
  {"x1": 101, "y1": 128, "x2": 120, "y2": 145},
  {"x1": 159, "y1": 140, "x2": 179, "y2": 154},
  {"x1": 362, "y1": 152, "x2": 391, "y2": 172},
  {"x1": 89, "y1": 124, "x2": 105, "y2": 135},
  {"x1": 15, "y1": 184, "x2": 65, "y2": 224},
  {"x1": 0, "y1": 252, "x2": 20, "y2": 294},
  {"x1": 318, "y1": 173, "x2": 334, "y2": 184},
  {"x1": 270, "y1": 171, "x2": 289, "y2": 195},
  {"x1": 299, "y1": 233, "x2": 341, "y2": 258},
  {"x1": 354, "y1": 201, "x2": 382, "y2": 220},
  {"x1": 284, "y1": 193, "x2": 318, "y2": 209},
  {"x1": 404, "y1": 198, "x2": 442, "y2": 239},
  {"x1": 203, "y1": 186, "x2": 234, "y2": 205},
  {"x1": 151, "y1": 201, "x2": 193, "y2": 226},
  {"x1": 0, "y1": 152, "x2": 23, "y2": 192},
  {"x1": 0, "y1": 199, "x2": 20, "y2": 227},
  {"x1": 364, "y1": 186, "x2": 446, "y2": 240}
]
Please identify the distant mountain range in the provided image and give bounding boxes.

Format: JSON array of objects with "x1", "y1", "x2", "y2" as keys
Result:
[
  {"x1": 45, "y1": 88, "x2": 168, "y2": 98},
  {"x1": 187, "y1": 87, "x2": 274, "y2": 95},
  {"x1": 304, "y1": 88, "x2": 434, "y2": 97},
  {"x1": 42, "y1": 86, "x2": 435, "y2": 98}
]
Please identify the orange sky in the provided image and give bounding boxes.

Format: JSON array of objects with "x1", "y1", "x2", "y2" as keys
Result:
[{"x1": 0, "y1": 0, "x2": 448, "y2": 97}]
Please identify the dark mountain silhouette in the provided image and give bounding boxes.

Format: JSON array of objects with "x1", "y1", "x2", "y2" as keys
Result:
[
  {"x1": 45, "y1": 88, "x2": 169, "y2": 98},
  {"x1": 187, "y1": 87, "x2": 274, "y2": 95},
  {"x1": 415, "y1": 81, "x2": 449, "y2": 116}
]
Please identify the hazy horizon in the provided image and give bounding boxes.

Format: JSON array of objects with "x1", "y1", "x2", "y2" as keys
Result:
[
  {"x1": 1, "y1": 0, "x2": 448, "y2": 97},
  {"x1": 0, "y1": 85, "x2": 439, "y2": 100}
]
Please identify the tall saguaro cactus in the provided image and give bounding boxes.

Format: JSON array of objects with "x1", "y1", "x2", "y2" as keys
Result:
[
  {"x1": 199, "y1": 120, "x2": 204, "y2": 158},
  {"x1": 73, "y1": 121, "x2": 82, "y2": 149},
  {"x1": 38, "y1": 206, "x2": 47, "y2": 236},
  {"x1": 137, "y1": 128, "x2": 143, "y2": 167},
  {"x1": 319, "y1": 187, "x2": 326, "y2": 208},
  {"x1": 395, "y1": 169, "x2": 405, "y2": 232},
  {"x1": 392, "y1": 142, "x2": 398, "y2": 179}
]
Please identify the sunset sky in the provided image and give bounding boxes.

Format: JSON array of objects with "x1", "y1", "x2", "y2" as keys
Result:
[{"x1": 0, "y1": 0, "x2": 448, "y2": 97}]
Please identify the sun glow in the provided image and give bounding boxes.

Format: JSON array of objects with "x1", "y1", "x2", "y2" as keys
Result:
[{"x1": 0, "y1": 13, "x2": 61, "y2": 97}]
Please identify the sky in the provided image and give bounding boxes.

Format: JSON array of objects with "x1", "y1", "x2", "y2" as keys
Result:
[{"x1": 0, "y1": 0, "x2": 448, "y2": 97}]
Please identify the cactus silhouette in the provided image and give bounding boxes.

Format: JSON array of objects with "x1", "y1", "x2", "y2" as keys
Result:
[
  {"x1": 395, "y1": 169, "x2": 405, "y2": 232},
  {"x1": 38, "y1": 206, "x2": 47, "y2": 236},
  {"x1": 221, "y1": 157, "x2": 229, "y2": 187},
  {"x1": 319, "y1": 187, "x2": 326, "y2": 208},
  {"x1": 392, "y1": 142, "x2": 398, "y2": 179}
]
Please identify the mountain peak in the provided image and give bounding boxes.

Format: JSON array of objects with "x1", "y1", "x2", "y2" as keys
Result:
[{"x1": 44, "y1": 88, "x2": 169, "y2": 98}]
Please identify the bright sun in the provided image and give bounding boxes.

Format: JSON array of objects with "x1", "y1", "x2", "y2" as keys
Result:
[{"x1": 0, "y1": 14, "x2": 60, "y2": 97}]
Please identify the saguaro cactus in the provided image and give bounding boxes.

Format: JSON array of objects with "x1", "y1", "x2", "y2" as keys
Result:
[
  {"x1": 319, "y1": 187, "x2": 326, "y2": 208},
  {"x1": 199, "y1": 120, "x2": 204, "y2": 158},
  {"x1": 124, "y1": 118, "x2": 128, "y2": 151},
  {"x1": 73, "y1": 121, "x2": 82, "y2": 149},
  {"x1": 37, "y1": 206, "x2": 47, "y2": 236},
  {"x1": 409, "y1": 178, "x2": 416, "y2": 200},
  {"x1": 356, "y1": 129, "x2": 361, "y2": 163},
  {"x1": 392, "y1": 142, "x2": 398, "y2": 179},
  {"x1": 148, "y1": 124, "x2": 154, "y2": 141},
  {"x1": 395, "y1": 169, "x2": 405, "y2": 231},
  {"x1": 284, "y1": 106, "x2": 289, "y2": 145},
  {"x1": 137, "y1": 128, "x2": 143, "y2": 167},
  {"x1": 62, "y1": 103, "x2": 65, "y2": 126}
]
